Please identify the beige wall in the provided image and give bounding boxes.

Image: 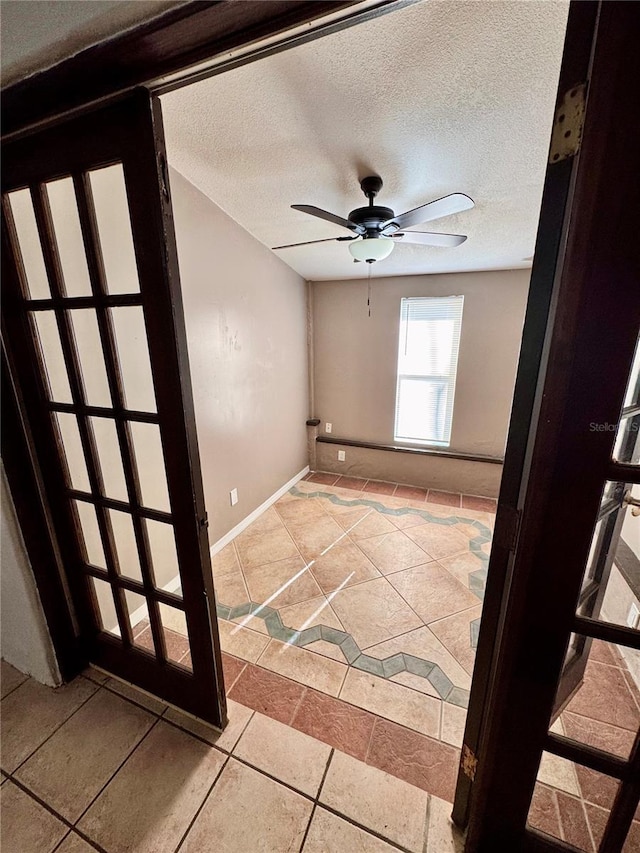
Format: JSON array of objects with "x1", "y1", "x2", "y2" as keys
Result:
[
  {"x1": 311, "y1": 269, "x2": 530, "y2": 494},
  {"x1": 1, "y1": 466, "x2": 60, "y2": 685},
  {"x1": 169, "y1": 167, "x2": 309, "y2": 542}
]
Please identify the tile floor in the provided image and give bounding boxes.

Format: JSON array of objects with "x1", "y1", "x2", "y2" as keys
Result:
[
  {"x1": 527, "y1": 639, "x2": 640, "y2": 851},
  {"x1": 0, "y1": 660, "x2": 465, "y2": 853},
  {"x1": 133, "y1": 473, "x2": 494, "y2": 802}
]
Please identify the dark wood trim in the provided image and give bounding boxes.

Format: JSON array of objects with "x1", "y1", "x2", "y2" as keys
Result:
[
  {"x1": 573, "y1": 615, "x2": 640, "y2": 649},
  {"x1": 316, "y1": 434, "x2": 503, "y2": 465},
  {"x1": 1, "y1": 1, "x2": 362, "y2": 139},
  {"x1": 544, "y1": 733, "x2": 628, "y2": 779}
]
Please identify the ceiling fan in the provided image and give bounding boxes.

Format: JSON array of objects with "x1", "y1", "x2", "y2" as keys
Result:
[{"x1": 272, "y1": 176, "x2": 474, "y2": 263}]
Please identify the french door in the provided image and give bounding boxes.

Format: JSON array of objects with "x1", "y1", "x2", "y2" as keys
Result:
[
  {"x1": 1, "y1": 91, "x2": 227, "y2": 727},
  {"x1": 454, "y1": 2, "x2": 640, "y2": 850}
]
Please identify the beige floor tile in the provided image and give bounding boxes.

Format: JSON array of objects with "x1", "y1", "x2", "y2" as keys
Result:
[
  {"x1": 537, "y1": 752, "x2": 580, "y2": 796},
  {"x1": 356, "y1": 529, "x2": 431, "y2": 575},
  {"x1": 388, "y1": 510, "x2": 431, "y2": 530},
  {"x1": 217, "y1": 618, "x2": 270, "y2": 662},
  {"x1": 235, "y1": 527, "x2": 299, "y2": 570},
  {"x1": 243, "y1": 556, "x2": 322, "y2": 608},
  {"x1": 287, "y1": 515, "x2": 347, "y2": 560},
  {"x1": 426, "y1": 795, "x2": 465, "y2": 852},
  {"x1": 56, "y1": 832, "x2": 97, "y2": 853},
  {"x1": 275, "y1": 496, "x2": 328, "y2": 524},
  {"x1": 1, "y1": 660, "x2": 27, "y2": 699},
  {"x1": 430, "y1": 607, "x2": 482, "y2": 675},
  {"x1": 391, "y1": 671, "x2": 441, "y2": 698},
  {"x1": 234, "y1": 713, "x2": 331, "y2": 796},
  {"x1": 405, "y1": 524, "x2": 471, "y2": 561},
  {"x1": 303, "y1": 807, "x2": 399, "y2": 852},
  {"x1": 320, "y1": 750, "x2": 428, "y2": 852},
  {"x1": 441, "y1": 703, "x2": 468, "y2": 748},
  {"x1": 366, "y1": 627, "x2": 472, "y2": 690},
  {"x1": 438, "y1": 551, "x2": 484, "y2": 590},
  {"x1": 387, "y1": 563, "x2": 479, "y2": 625},
  {"x1": 211, "y1": 543, "x2": 241, "y2": 579},
  {"x1": 1, "y1": 677, "x2": 97, "y2": 773},
  {"x1": 235, "y1": 507, "x2": 286, "y2": 540},
  {"x1": 214, "y1": 567, "x2": 251, "y2": 607},
  {"x1": 278, "y1": 596, "x2": 345, "y2": 632},
  {"x1": 0, "y1": 780, "x2": 67, "y2": 853},
  {"x1": 164, "y1": 698, "x2": 253, "y2": 752},
  {"x1": 336, "y1": 508, "x2": 396, "y2": 539},
  {"x1": 305, "y1": 640, "x2": 347, "y2": 663},
  {"x1": 180, "y1": 758, "x2": 313, "y2": 853},
  {"x1": 330, "y1": 578, "x2": 422, "y2": 649},
  {"x1": 78, "y1": 720, "x2": 226, "y2": 853},
  {"x1": 104, "y1": 678, "x2": 167, "y2": 715},
  {"x1": 258, "y1": 639, "x2": 348, "y2": 696},
  {"x1": 340, "y1": 669, "x2": 441, "y2": 738},
  {"x1": 16, "y1": 688, "x2": 154, "y2": 821},
  {"x1": 310, "y1": 539, "x2": 380, "y2": 593}
]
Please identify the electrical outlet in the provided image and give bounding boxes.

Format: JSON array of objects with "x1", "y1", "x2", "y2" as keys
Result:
[
  {"x1": 230, "y1": 488, "x2": 238, "y2": 506},
  {"x1": 627, "y1": 602, "x2": 640, "y2": 629},
  {"x1": 325, "y1": 422, "x2": 332, "y2": 434},
  {"x1": 338, "y1": 450, "x2": 346, "y2": 462}
]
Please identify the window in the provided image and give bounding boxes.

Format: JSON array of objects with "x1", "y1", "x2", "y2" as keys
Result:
[{"x1": 394, "y1": 296, "x2": 464, "y2": 447}]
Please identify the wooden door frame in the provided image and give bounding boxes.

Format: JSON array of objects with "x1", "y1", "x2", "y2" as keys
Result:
[
  {"x1": 0, "y1": 0, "x2": 415, "y2": 688},
  {"x1": 455, "y1": 1, "x2": 640, "y2": 850}
]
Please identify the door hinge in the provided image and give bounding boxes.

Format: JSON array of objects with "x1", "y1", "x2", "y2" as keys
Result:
[
  {"x1": 494, "y1": 505, "x2": 521, "y2": 552},
  {"x1": 461, "y1": 744, "x2": 478, "y2": 782},
  {"x1": 549, "y1": 83, "x2": 586, "y2": 164},
  {"x1": 199, "y1": 513, "x2": 209, "y2": 529}
]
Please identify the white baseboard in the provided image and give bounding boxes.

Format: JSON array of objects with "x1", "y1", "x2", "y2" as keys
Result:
[
  {"x1": 210, "y1": 465, "x2": 309, "y2": 557},
  {"x1": 121, "y1": 466, "x2": 309, "y2": 632}
]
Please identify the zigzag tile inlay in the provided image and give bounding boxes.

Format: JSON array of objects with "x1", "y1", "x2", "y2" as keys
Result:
[{"x1": 213, "y1": 486, "x2": 492, "y2": 709}]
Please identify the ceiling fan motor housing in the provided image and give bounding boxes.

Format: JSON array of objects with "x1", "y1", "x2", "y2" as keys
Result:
[{"x1": 348, "y1": 206, "x2": 396, "y2": 236}]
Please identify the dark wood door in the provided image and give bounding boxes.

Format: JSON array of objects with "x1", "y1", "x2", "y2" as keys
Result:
[
  {"x1": 453, "y1": 1, "x2": 640, "y2": 850},
  {"x1": 1, "y1": 91, "x2": 227, "y2": 727}
]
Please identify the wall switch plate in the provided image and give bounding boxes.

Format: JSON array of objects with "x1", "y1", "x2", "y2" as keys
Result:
[
  {"x1": 627, "y1": 602, "x2": 640, "y2": 629},
  {"x1": 338, "y1": 450, "x2": 346, "y2": 461},
  {"x1": 230, "y1": 488, "x2": 238, "y2": 506},
  {"x1": 325, "y1": 422, "x2": 332, "y2": 433}
]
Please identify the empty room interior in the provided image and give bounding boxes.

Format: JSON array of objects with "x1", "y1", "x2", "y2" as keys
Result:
[{"x1": 2, "y1": 2, "x2": 639, "y2": 852}]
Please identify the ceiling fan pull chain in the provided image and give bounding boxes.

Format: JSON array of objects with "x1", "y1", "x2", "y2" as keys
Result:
[{"x1": 367, "y1": 263, "x2": 372, "y2": 317}]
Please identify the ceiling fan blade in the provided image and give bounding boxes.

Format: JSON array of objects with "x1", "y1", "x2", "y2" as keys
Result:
[
  {"x1": 390, "y1": 231, "x2": 467, "y2": 247},
  {"x1": 291, "y1": 204, "x2": 364, "y2": 234},
  {"x1": 382, "y1": 193, "x2": 474, "y2": 231},
  {"x1": 272, "y1": 235, "x2": 356, "y2": 250}
]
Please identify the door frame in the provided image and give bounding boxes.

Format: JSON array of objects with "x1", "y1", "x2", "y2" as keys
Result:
[
  {"x1": 0, "y1": 0, "x2": 416, "y2": 690},
  {"x1": 456, "y1": 1, "x2": 640, "y2": 849},
  {"x1": 2, "y1": 0, "x2": 638, "y2": 845}
]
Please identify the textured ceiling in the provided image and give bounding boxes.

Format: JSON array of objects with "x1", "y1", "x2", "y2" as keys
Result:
[{"x1": 162, "y1": 0, "x2": 569, "y2": 281}]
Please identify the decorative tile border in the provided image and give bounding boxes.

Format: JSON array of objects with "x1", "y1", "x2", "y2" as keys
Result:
[
  {"x1": 217, "y1": 601, "x2": 470, "y2": 708},
  {"x1": 213, "y1": 485, "x2": 493, "y2": 709}
]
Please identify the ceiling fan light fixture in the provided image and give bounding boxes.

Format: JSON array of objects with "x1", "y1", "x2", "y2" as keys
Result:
[{"x1": 348, "y1": 236, "x2": 394, "y2": 263}]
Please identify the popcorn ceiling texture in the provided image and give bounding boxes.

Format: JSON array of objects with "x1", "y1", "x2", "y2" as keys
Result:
[{"x1": 161, "y1": 0, "x2": 569, "y2": 281}]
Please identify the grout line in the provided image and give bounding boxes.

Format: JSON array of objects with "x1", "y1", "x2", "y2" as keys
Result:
[
  {"x1": 174, "y1": 753, "x2": 231, "y2": 852},
  {"x1": 422, "y1": 795, "x2": 432, "y2": 853},
  {"x1": 72, "y1": 716, "x2": 163, "y2": 829},
  {"x1": 5, "y1": 775, "x2": 109, "y2": 853},
  {"x1": 0, "y1": 672, "x2": 29, "y2": 701},
  {"x1": 6, "y1": 678, "x2": 101, "y2": 777},
  {"x1": 51, "y1": 828, "x2": 74, "y2": 853}
]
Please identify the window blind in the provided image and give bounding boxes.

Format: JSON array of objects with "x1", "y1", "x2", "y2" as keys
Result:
[{"x1": 394, "y1": 296, "x2": 464, "y2": 447}]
